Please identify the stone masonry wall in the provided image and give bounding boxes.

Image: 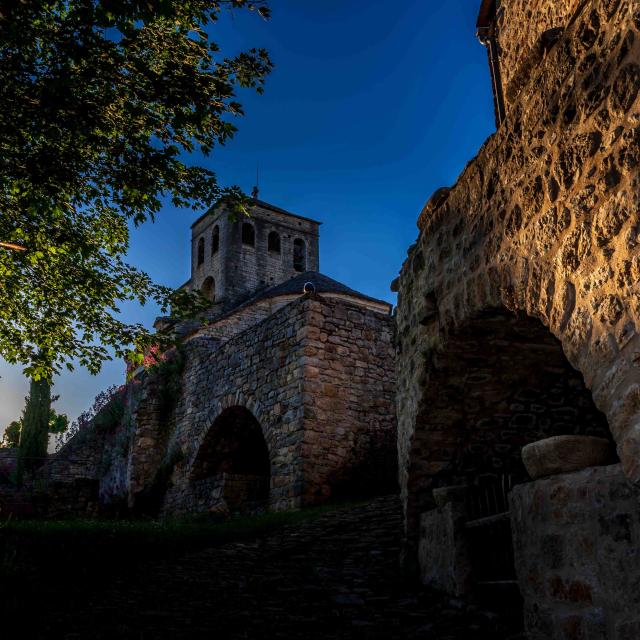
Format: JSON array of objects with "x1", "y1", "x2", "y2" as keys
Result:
[
  {"x1": 300, "y1": 297, "x2": 397, "y2": 504},
  {"x1": 395, "y1": 0, "x2": 640, "y2": 563},
  {"x1": 161, "y1": 294, "x2": 396, "y2": 515},
  {"x1": 190, "y1": 203, "x2": 320, "y2": 306},
  {"x1": 510, "y1": 464, "x2": 640, "y2": 639},
  {"x1": 159, "y1": 298, "x2": 310, "y2": 515},
  {"x1": 196, "y1": 295, "x2": 298, "y2": 342},
  {"x1": 496, "y1": 0, "x2": 585, "y2": 97}
]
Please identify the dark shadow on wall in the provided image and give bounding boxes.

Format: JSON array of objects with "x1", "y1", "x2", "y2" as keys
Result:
[{"x1": 190, "y1": 406, "x2": 270, "y2": 514}]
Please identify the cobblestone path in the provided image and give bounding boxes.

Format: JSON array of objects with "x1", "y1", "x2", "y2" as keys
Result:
[{"x1": 45, "y1": 496, "x2": 521, "y2": 639}]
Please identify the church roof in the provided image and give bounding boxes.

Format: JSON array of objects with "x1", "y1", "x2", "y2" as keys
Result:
[
  {"x1": 249, "y1": 271, "x2": 392, "y2": 311},
  {"x1": 191, "y1": 198, "x2": 323, "y2": 229}
]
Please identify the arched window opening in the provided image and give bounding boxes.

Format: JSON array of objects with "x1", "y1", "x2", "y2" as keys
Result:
[
  {"x1": 241, "y1": 223, "x2": 255, "y2": 247},
  {"x1": 196, "y1": 237, "x2": 205, "y2": 267},
  {"x1": 191, "y1": 406, "x2": 270, "y2": 514},
  {"x1": 211, "y1": 225, "x2": 219, "y2": 255},
  {"x1": 268, "y1": 231, "x2": 281, "y2": 254},
  {"x1": 201, "y1": 276, "x2": 215, "y2": 302},
  {"x1": 293, "y1": 238, "x2": 306, "y2": 272}
]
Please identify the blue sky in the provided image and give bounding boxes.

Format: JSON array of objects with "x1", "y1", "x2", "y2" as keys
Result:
[{"x1": 0, "y1": 0, "x2": 495, "y2": 435}]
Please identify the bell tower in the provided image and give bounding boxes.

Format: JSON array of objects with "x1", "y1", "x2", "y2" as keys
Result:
[{"x1": 188, "y1": 199, "x2": 321, "y2": 309}]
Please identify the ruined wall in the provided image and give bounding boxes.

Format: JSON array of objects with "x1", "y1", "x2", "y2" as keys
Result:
[
  {"x1": 300, "y1": 297, "x2": 397, "y2": 503},
  {"x1": 396, "y1": 0, "x2": 640, "y2": 558},
  {"x1": 510, "y1": 464, "x2": 640, "y2": 639}
]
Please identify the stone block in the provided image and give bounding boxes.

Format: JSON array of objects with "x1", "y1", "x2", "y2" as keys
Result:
[
  {"x1": 510, "y1": 465, "x2": 640, "y2": 640},
  {"x1": 522, "y1": 436, "x2": 614, "y2": 480},
  {"x1": 418, "y1": 502, "x2": 472, "y2": 597}
]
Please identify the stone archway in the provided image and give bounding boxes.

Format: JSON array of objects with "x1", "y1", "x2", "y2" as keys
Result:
[
  {"x1": 403, "y1": 308, "x2": 616, "y2": 613},
  {"x1": 405, "y1": 308, "x2": 613, "y2": 540},
  {"x1": 190, "y1": 406, "x2": 270, "y2": 514},
  {"x1": 393, "y1": 2, "x2": 639, "y2": 635}
]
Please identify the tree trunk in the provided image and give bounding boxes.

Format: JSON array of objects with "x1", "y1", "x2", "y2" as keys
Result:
[{"x1": 17, "y1": 378, "x2": 51, "y2": 484}]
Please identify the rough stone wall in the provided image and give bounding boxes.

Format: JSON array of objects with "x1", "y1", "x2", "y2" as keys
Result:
[
  {"x1": 160, "y1": 299, "x2": 309, "y2": 514},
  {"x1": 496, "y1": 0, "x2": 585, "y2": 97},
  {"x1": 300, "y1": 297, "x2": 397, "y2": 503},
  {"x1": 160, "y1": 294, "x2": 396, "y2": 516},
  {"x1": 396, "y1": 0, "x2": 640, "y2": 556},
  {"x1": 196, "y1": 295, "x2": 298, "y2": 342},
  {"x1": 510, "y1": 464, "x2": 640, "y2": 639}
]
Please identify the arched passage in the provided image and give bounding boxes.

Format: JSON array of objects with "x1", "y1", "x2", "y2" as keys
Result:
[
  {"x1": 405, "y1": 308, "x2": 615, "y2": 600},
  {"x1": 191, "y1": 406, "x2": 270, "y2": 514}
]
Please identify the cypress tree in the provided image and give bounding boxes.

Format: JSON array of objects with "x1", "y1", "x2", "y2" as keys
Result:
[{"x1": 17, "y1": 378, "x2": 51, "y2": 483}]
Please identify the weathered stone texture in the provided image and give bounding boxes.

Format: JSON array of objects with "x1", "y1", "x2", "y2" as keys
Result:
[
  {"x1": 510, "y1": 464, "x2": 640, "y2": 640},
  {"x1": 418, "y1": 502, "x2": 472, "y2": 597},
  {"x1": 299, "y1": 297, "x2": 397, "y2": 503},
  {"x1": 396, "y1": 0, "x2": 640, "y2": 564},
  {"x1": 497, "y1": 0, "x2": 585, "y2": 100},
  {"x1": 522, "y1": 434, "x2": 614, "y2": 479},
  {"x1": 74, "y1": 293, "x2": 398, "y2": 518},
  {"x1": 189, "y1": 201, "x2": 320, "y2": 308}
]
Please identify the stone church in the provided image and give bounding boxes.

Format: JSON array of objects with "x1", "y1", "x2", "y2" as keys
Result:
[{"x1": 50, "y1": 197, "x2": 397, "y2": 518}]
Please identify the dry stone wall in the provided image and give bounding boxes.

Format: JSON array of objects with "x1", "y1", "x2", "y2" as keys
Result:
[{"x1": 395, "y1": 0, "x2": 640, "y2": 561}]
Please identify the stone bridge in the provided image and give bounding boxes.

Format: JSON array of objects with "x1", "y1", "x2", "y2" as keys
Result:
[{"x1": 394, "y1": 0, "x2": 640, "y2": 571}]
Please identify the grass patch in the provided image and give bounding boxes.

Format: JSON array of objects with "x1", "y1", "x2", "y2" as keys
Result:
[{"x1": 0, "y1": 500, "x2": 360, "y2": 622}]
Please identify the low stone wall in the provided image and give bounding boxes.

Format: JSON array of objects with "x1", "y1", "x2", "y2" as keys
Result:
[
  {"x1": 510, "y1": 464, "x2": 640, "y2": 639},
  {"x1": 0, "y1": 449, "x2": 17, "y2": 483}
]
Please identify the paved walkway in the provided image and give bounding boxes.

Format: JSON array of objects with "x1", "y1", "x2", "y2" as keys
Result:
[{"x1": 43, "y1": 497, "x2": 521, "y2": 639}]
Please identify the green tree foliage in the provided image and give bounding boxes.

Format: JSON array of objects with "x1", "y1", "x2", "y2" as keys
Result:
[
  {"x1": 1, "y1": 384, "x2": 69, "y2": 450},
  {"x1": 0, "y1": 1, "x2": 272, "y2": 381},
  {"x1": 17, "y1": 379, "x2": 51, "y2": 479},
  {"x1": 1, "y1": 421, "x2": 21, "y2": 449}
]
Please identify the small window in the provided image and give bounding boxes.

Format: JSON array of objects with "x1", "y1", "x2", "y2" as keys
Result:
[
  {"x1": 211, "y1": 225, "x2": 219, "y2": 255},
  {"x1": 268, "y1": 231, "x2": 281, "y2": 253},
  {"x1": 293, "y1": 238, "x2": 306, "y2": 272},
  {"x1": 242, "y1": 222, "x2": 255, "y2": 247},
  {"x1": 197, "y1": 237, "x2": 205, "y2": 266},
  {"x1": 201, "y1": 276, "x2": 215, "y2": 302}
]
